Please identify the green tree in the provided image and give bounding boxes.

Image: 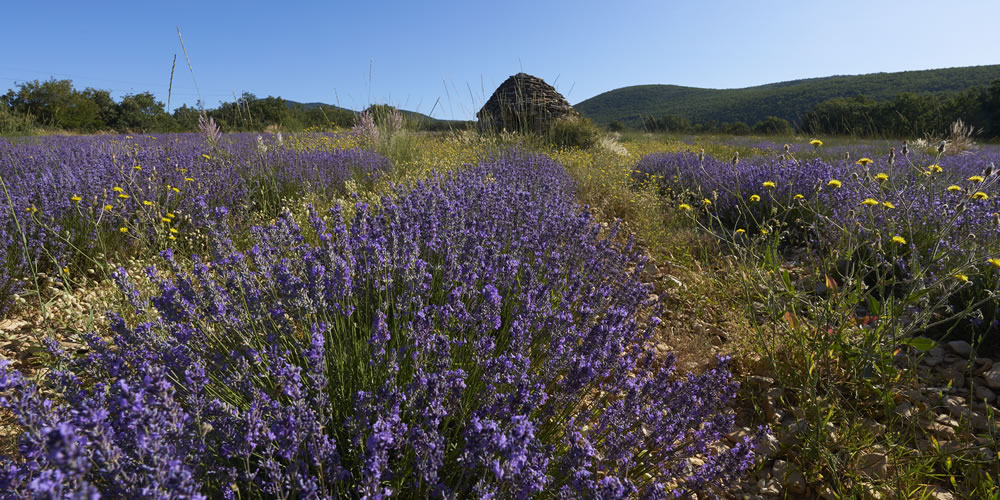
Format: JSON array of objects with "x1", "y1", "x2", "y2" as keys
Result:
[
  {"x1": 643, "y1": 114, "x2": 690, "y2": 132},
  {"x1": 985, "y1": 79, "x2": 1000, "y2": 137},
  {"x1": 5, "y1": 78, "x2": 77, "y2": 127},
  {"x1": 722, "y1": 121, "x2": 751, "y2": 135},
  {"x1": 117, "y1": 92, "x2": 172, "y2": 132},
  {"x1": 82, "y1": 88, "x2": 119, "y2": 129},
  {"x1": 57, "y1": 91, "x2": 103, "y2": 130},
  {"x1": 752, "y1": 116, "x2": 794, "y2": 135},
  {"x1": 172, "y1": 105, "x2": 202, "y2": 132}
]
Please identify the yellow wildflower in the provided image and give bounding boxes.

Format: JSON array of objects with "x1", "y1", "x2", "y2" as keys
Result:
[
  {"x1": 703, "y1": 198, "x2": 712, "y2": 205},
  {"x1": 947, "y1": 185, "x2": 962, "y2": 192},
  {"x1": 760, "y1": 229, "x2": 769, "y2": 235},
  {"x1": 892, "y1": 235, "x2": 907, "y2": 245},
  {"x1": 973, "y1": 192, "x2": 989, "y2": 200},
  {"x1": 861, "y1": 198, "x2": 879, "y2": 206},
  {"x1": 827, "y1": 179, "x2": 842, "y2": 188},
  {"x1": 750, "y1": 194, "x2": 761, "y2": 202},
  {"x1": 736, "y1": 228, "x2": 746, "y2": 234},
  {"x1": 988, "y1": 258, "x2": 1000, "y2": 268},
  {"x1": 112, "y1": 186, "x2": 124, "y2": 193},
  {"x1": 172, "y1": 187, "x2": 180, "y2": 193},
  {"x1": 134, "y1": 165, "x2": 142, "y2": 171},
  {"x1": 928, "y1": 164, "x2": 943, "y2": 173},
  {"x1": 810, "y1": 139, "x2": 823, "y2": 147},
  {"x1": 679, "y1": 204, "x2": 692, "y2": 211},
  {"x1": 104, "y1": 204, "x2": 113, "y2": 211},
  {"x1": 167, "y1": 213, "x2": 176, "y2": 219},
  {"x1": 201, "y1": 154, "x2": 211, "y2": 160},
  {"x1": 185, "y1": 177, "x2": 194, "y2": 182},
  {"x1": 882, "y1": 201, "x2": 896, "y2": 209},
  {"x1": 118, "y1": 193, "x2": 130, "y2": 199},
  {"x1": 969, "y1": 175, "x2": 985, "y2": 183},
  {"x1": 169, "y1": 228, "x2": 178, "y2": 234},
  {"x1": 794, "y1": 194, "x2": 804, "y2": 200},
  {"x1": 856, "y1": 158, "x2": 873, "y2": 165},
  {"x1": 119, "y1": 227, "x2": 128, "y2": 233},
  {"x1": 168, "y1": 235, "x2": 177, "y2": 241},
  {"x1": 762, "y1": 181, "x2": 776, "y2": 189},
  {"x1": 953, "y1": 274, "x2": 969, "y2": 283},
  {"x1": 875, "y1": 173, "x2": 889, "y2": 181},
  {"x1": 71, "y1": 195, "x2": 82, "y2": 202},
  {"x1": 143, "y1": 200, "x2": 153, "y2": 206}
]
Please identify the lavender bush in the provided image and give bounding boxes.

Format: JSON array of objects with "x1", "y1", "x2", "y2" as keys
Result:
[
  {"x1": 0, "y1": 152, "x2": 754, "y2": 497},
  {"x1": 635, "y1": 149, "x2": 1000, "y2": 249},
  {"x1": 0, "y1": 133, "x2": 390, "y2": 312},
  {"x1": 635, "y1": 146, "x2": 1000, "y2": 344}
]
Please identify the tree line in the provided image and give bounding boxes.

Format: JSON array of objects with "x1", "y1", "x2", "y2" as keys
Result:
[
  {"x1": 0, "y1": 78, "x2": 360, "y2": 135},
  {"x1": 6, "y1": 76, "x2": 1000, "y2": 140},
  {"x1": 629, "y1": 78, "x2": 1000, "y2": 139}
]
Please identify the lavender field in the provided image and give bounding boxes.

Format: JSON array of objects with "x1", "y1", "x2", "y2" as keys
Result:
[
  {"x1": 6, "y1": 0, "x2": 1000, "y2": 496},
  {"x1": 3, "y1": 127, "x2": 1000, "y2": 498},
  {"x1": 0, "y1": 132, "x2": 759, "y2": 498}
]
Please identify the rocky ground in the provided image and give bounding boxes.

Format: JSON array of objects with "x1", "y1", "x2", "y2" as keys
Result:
[
  {"x1": 720, "y1": 338, "x2": 999, "y2": 500},
  {"x1": 639, "y1": 256, "x2": 1000, "y2": 499}
]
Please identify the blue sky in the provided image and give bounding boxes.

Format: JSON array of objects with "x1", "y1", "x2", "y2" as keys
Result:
[{"x1": 3, "y1": 0, "x2": 999, "y2": 120}]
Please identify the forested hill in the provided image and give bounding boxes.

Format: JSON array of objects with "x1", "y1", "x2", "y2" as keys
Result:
[{"x1": 574, "y1": 65, "x2": 1000, "y2": 127}]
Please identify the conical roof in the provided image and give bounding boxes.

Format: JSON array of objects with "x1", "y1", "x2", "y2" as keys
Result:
[{"x1": 477, "y1": 73, "x2": 577, "y2": 132}]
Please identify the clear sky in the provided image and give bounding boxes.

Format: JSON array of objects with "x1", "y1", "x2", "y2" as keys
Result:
[{"x1": 3, "y1": 0, "x2": 999, "y2": 120}]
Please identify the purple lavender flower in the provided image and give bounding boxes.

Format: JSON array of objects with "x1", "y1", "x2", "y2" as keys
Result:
[{"x1": 0, "y1": 149, "x2": 754, "y2": 496}]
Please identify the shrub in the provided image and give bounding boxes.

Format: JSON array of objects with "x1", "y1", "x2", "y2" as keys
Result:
[
  {"x1": 0, "y1": 106, "x2": 35, "y2": 137},
  {"x1": 752, "y1": 116, "x2": 794, "y2": 136},
  {"x1": 546, "y1": 116, "x2": 601, "y2": 149}
]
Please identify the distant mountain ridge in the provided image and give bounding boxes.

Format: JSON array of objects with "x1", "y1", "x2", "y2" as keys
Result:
[{"x1": 574, "y1": 65, "x2": 1000, "y2": 127}]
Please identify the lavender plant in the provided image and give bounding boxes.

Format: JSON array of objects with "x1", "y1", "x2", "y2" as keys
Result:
[
  {"x1": 0, "y1": 152, "x2": 754, "y2": 497},
  {"x1": 634, "y1": 142, "x2": 1000, "y2": 493},
  {"x1": 634, "y1": 147, "x2": 1000, "y2": 345},
  {"x1": 0, "y1": 133, "x2": 390, "y2": 312}
]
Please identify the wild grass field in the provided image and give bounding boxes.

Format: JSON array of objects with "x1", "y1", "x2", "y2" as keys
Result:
[{"x1": 2, "y1": 112, "x2": 1000, "y2": 498}]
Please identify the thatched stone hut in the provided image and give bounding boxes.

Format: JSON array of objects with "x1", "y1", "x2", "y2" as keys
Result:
[{"x1": 477, "y1": 73, "x2": 577, "y2": 133}]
